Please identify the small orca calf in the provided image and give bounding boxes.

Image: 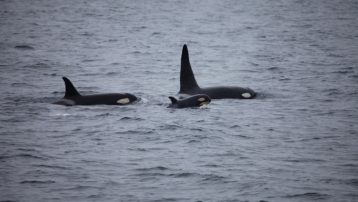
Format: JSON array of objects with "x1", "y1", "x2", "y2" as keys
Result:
[
  {"x1": 53, "y1": 77, "x2": 138, "y2": 106},
  {"x1": 168, "y1": 94, "x2": 211, "y2": 108},
  {"x1": 179, "y1": 44, "x2": 256, "y2": 99}
]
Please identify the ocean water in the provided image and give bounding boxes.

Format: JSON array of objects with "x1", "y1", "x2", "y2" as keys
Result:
[{"x1": 1, "y1": 0, "x2": 358, "y2": 201}]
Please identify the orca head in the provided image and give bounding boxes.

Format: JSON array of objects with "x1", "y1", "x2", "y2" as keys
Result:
[
  {"x1": 116, "y1": 93, "x2": 138, "y2": 105},
  {"x1": 194, "y1": 94, "x2": 211, "y2": 107}
]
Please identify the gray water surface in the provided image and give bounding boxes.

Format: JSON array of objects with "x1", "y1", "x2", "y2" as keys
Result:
[{"x1": 1, "y1": 0, "x2": 358, "y2": 201}]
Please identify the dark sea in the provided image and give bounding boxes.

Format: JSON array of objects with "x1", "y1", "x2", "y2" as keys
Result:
[{"x1": 1, "y1": 0, "x2": 358, "y2": 201}]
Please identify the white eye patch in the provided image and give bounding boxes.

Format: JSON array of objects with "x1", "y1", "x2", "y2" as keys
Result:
[
  {"x1": 242, "y1": 93, "x2": 251, "y2": 98},
  {"x1": 198, "y1": 97, "x2": 206, "y2": 102},
  {"x1": 117, "y1": 98, "x2": 130, "y2": 104}
]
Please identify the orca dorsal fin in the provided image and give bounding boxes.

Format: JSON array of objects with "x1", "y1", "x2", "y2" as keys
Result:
[
  {"x1": 168, "y1": 96, "x2": 178, "y2": 104},
  {"x1": 180, "y1": 44, "x2": 199, "y2": 93},
  {"x1": 62, "y1": 77, "x2": 81, "y2": 98}
]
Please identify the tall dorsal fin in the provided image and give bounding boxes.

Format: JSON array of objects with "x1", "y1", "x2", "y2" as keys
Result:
[
  {"x1": 62, "y1": 77, "x2": 81, "y2": 98},
  {"x1": 168, "y1": 96, "x2": 178, "y2": 104},
  {"x1": 180, "y1": 44, "x2": 199, "y2": 93}
]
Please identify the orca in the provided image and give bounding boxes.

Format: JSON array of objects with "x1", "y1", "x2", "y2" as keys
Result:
[
  {"x1": 179, "y1": 44, "x2": 256, "y2": 99},
  {"x1": 53, "y1": 77, "x2": 138, "y2": 106},
  {"x1": 168, "y1": 94, "x2": 211, "y2": 108}
]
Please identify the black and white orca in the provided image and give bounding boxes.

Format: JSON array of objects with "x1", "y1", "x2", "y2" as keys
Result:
[
  {"x1": 53, "y1": 77, "x2": 138, "y2": 106},
  {"x1": 168, "y1": 94, "x2": 211, "y2": 108},
  {"x1": 179, "y1": 44, "x2": 256, "y2": 99}
]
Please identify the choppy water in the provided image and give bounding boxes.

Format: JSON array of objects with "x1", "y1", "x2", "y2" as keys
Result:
[{"x1": 1, "y1": 0, "x2": 358, "y2": 201}]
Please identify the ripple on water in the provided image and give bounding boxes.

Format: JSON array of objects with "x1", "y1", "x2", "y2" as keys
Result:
[
  {"x1": 0, "y1": 153, "x2": 49, "y2": 161},
  {"x1": 170, "y1": 172, "x2": 197, "y2": 178},
  {"x1": 119, "y1": 116, "x2": 144, "y2": 121},
  {"x1": 10, "y1": 83, "x2": 37, "y2": 88},
  {"x1": 20, "y1": 180, "x2": 56, "y2": 184},
  {"x1": 23, "y1": 63, "x2": 51, "y2": 69},
  {"x1": 14, "y1": 45, "x2": 34, "y2": 50},
  {"x1": 266, "y1": 66, "x2": 281, "y2": 71},
  {"x1": 135, "y1": 166, "x2": 170, "y2": 172},
  {"x1": 284, "y1": 192, "x2": 330, "y2": 200},
  {"x1": 34, "y1": 164, "x2": 70, "y2": 170},
  {"x1": 200, "y1": 174, "x2": 227, "y2": 183},
  {"x1": 116, "y1": 129, "x2": 155, "y2": 135},
  {"x1": 346, "y1": 179, "x2": 358, "y2": 186},
  {"x1": 283, "y1": 157, "x2": 326, "y2": 163},
  {"x1": 159, "y1": 124, "x2": 181, "y2": 130}
]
